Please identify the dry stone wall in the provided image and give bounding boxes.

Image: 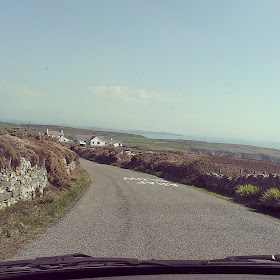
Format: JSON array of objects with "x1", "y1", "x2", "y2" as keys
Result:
[
  {"x1": 196, "y1": 172, "x2": 280, "y2": 195},
  {"x1": 0, "y1": 157, "x2": 77, "y2": 209},
  {"x1": 0, "y1": 158, "x2": 47, "y2": 209},
  {"x1": 63, "y1": 158, "x2": 76, "y2": 175}
]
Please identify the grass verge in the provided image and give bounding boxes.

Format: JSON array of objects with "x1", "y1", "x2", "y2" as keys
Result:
[
  {"x1": 184, "y1": 184, "x2": 233, "y2": 202},
  {"x1": 0, "y1": 167, "x2": 91, "y2": 261}
]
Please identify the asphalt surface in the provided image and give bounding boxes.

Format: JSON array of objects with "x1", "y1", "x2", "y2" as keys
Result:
[{"x1": 15, "y1": 158, "x2": 280, "y2": 260}]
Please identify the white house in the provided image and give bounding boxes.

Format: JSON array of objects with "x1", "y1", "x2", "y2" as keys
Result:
[
  {"x1": 46, "y1": 129, "x2": 70, "y2": 142},
  {"x1": 89, "y1": 136, "x2": 107, "y2": 147},
  {"x1": 106, "y1": 138, "x2": 123, "y2": 147},
  {"x1": 73, "y1": 135, "x2": 122, "y2": 147},
  {"x1": 73, "y1": 135, "x2": 107, "y2": 147}
]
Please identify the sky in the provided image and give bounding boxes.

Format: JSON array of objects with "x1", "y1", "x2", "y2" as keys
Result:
[{"x1": 1, "y1": 0, "x2": 280, "y2": 144}]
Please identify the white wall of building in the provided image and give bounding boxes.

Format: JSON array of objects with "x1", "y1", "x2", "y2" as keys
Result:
[{"x1": 89, "y1": 137, "x2": 107, "y2": 146}]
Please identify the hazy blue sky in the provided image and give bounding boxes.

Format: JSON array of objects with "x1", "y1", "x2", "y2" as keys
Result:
[{"x1": 1, "y1": 0, "x2": 280, "y2": 143}]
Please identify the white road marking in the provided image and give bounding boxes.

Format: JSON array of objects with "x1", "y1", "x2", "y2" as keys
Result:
[{"x1": 124, "y1": 177, "x2": 178, "y2": 187}]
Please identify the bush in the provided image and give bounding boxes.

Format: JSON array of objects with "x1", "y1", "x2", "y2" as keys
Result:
[
  {"x1": 188, "y1": 159, "x2": 215, "y2": 174},
  {"x1": 260, "y1": 188, "x2": 280, "y2": 208},
  {"x1": 235, "y1": 184, "x2": 261, "y2": 202}
]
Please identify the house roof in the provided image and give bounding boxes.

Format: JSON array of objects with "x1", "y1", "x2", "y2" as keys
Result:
[
  {"x1": 74, "y1": 135, "x2": 95, "y2": 141},
  {"x1": 73, "y1": 135, "x2": 121, "y2": 144},
  {"x1": 47, "y1": 130, "x2": 64, "y2": 137},
  {"x1": 106, "y1": 139, "x2": 122, "y2": 144},
  {"x1": 74, "y1": 135, "x2": 107, "y2": 141},
  {"x1": 94, "y1": 136, "x2": 105, "y2": 141}
]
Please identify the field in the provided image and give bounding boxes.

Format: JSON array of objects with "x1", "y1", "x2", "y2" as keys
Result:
[
  {"x1": 113, "y1": 135, "x2": 280, "y2": 156},
  {"x1": 107, "y1": 135, "x2": 280, "y2": 165}
]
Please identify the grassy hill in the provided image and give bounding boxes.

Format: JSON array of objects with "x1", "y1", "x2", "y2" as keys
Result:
[{"x1": 12, "y1": 122, "x2": 144, "y2": 139}]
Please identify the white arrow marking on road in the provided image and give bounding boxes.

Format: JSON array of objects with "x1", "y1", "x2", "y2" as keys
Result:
[
  {"x1": 146, "y1": 181, "x2": 155, "y2": 185},
  {"x1": 124, "y1": 177, "x2": 141, "y2": 180},
  {"x1": 125, "y1": 177, "x2": 177, "y2": 187}
]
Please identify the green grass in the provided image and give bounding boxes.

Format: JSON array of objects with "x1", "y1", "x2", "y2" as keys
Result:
[
  {"x1": 106, "y1": 135, "x2": 155, "y2": 145},
  {"x1": 0, "y1": 122, "x2": 19, "y2": 130},
  {"x1": 159, "y1": 139, "x2": 280, "y2": 155},
  {"x1": 107, "y1": 134, "x2": 280, "y2": 161},
  {"x1": 0, "y1": 167, "x2": 91, "y2": 261},
  {"x1": 64, "y1": 132, "x2": 76, "y2": 138},
  {"x1": 235, "y1": 184, "x2": 261, "y2": 202},
  {"x1": 260, "y1": 188, "x2": 280, "y2": 208},
  {"x1": 185, "y1": 184, "x2": 233, "y2": 201}
]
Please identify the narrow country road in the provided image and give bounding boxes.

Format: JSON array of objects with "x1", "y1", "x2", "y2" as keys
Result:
[{"x1": 15, "y1": 158, "x2": 280, "y2": 260}]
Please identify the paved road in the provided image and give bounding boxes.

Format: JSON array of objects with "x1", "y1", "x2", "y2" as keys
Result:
[{"x1": 15, "y1": 158, "x2": 280, "y2": 260}]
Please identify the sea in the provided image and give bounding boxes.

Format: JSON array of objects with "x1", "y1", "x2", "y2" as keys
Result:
[{"x1": 139, "y1": 133, "x2": 280, "y2": 150}]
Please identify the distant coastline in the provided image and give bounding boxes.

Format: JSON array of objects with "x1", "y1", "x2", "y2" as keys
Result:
[
  {"x1": 137, "y1": 132, "x2": 280, "y2": 150},
  {"x1": 139, "y1": 132, "x2": 184, "y2": 139},
  {"x1": 1, "y1": 120, "x2": 279, "y2": 150}
]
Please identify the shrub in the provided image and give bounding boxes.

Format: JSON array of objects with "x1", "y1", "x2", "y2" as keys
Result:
[
  {"x1": 260, "y1": 188, "x2": 280, "y2": 208},
  {"x1": 235, "y1": 184, "x2": 261, "y2": 202},
  {"x1": 188, "y1": 159, "x2": 215, "y2": 174}
]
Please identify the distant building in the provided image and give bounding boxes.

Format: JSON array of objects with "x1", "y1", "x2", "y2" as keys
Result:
[
  {"x1": 73, "y1": 135, "x2": 122, "y2": 147},
  {"x1": 106, "y1": 138, "x2": 123, "y2": 147},
  {"x1": 45, "y1": 129, "x2": 69, "y2": 142},
  {"x1": 73, "y1": 135, "x2": 92, "y2": 147},
  {"x1": 89, "y1": 136, "x2": 107, "y2": 147}
]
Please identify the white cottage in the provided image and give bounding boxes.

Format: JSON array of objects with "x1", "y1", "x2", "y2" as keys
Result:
[
  {"x1": 46, "y1": 129, "x2": 70, "y2": 142},
  {"x1": 73, "y1": 135, "x2": 122, "y2": 148},
  {"x1": 89, "y1": 136, "x2": 107, "y2": 147},
  {"x1": 106, "y1": 138, "x2": 123, "y2": 147}
]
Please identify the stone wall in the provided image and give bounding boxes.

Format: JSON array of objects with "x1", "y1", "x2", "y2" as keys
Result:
[
  {"x1": 63, "y1": 158, "x2": 77, "y2": 175},
  {"x1": 196, "y1": 172, "x2": 280, "y2": 195},
  {"x1": 0, "y1": 157, "x2": 77, "y2": 209},
  {"x1": 0, "y1": 158, "x2": 48, "y2": 209}
]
